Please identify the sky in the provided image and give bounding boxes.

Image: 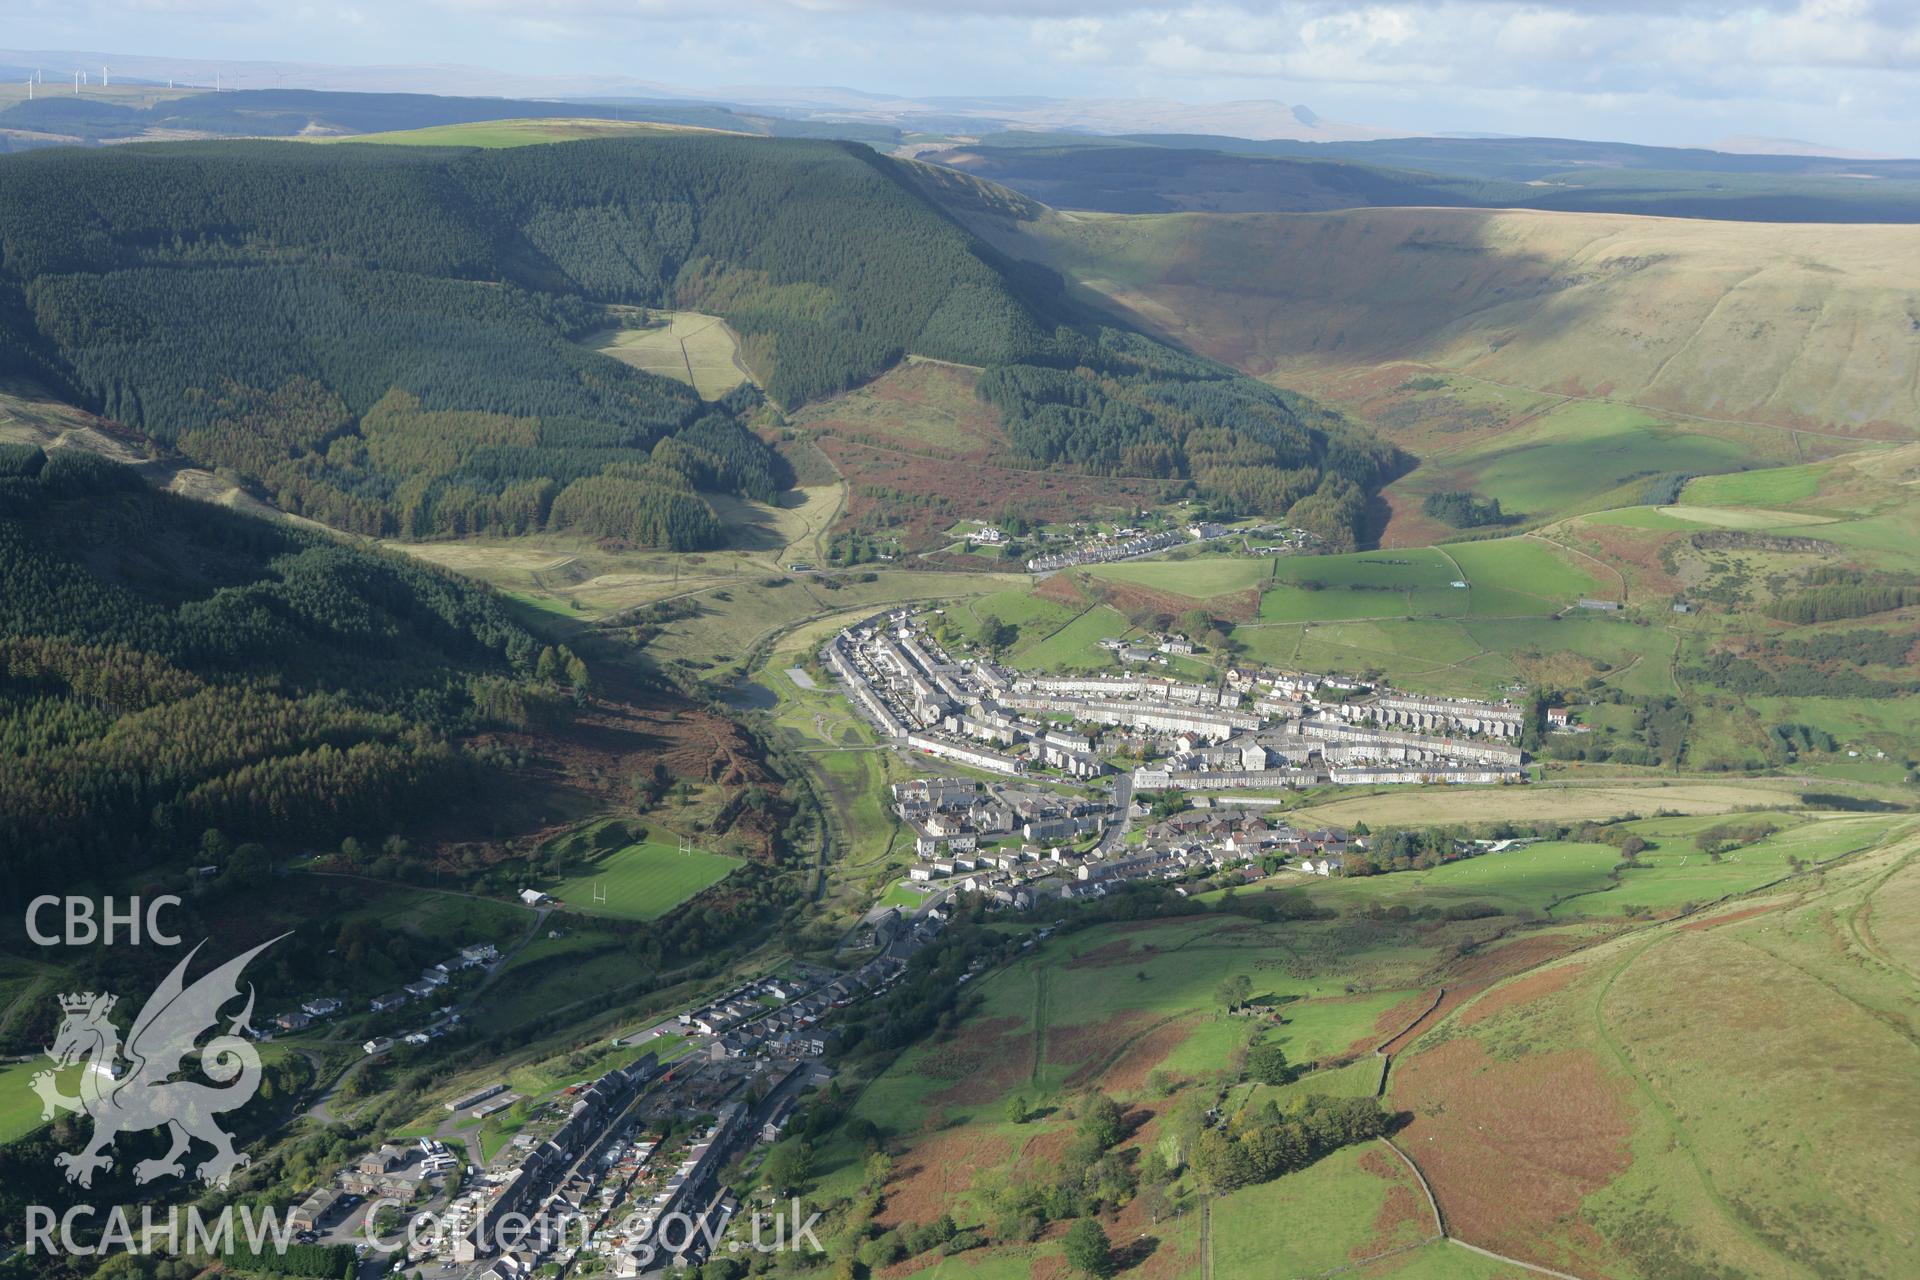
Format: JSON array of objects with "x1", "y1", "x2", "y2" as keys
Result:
[{"x1": 9, "y1": 0, "x2": 1920, "y2": 153}]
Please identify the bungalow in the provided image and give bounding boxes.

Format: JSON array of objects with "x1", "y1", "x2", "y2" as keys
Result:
[
  {"x1": 362, "y1": 1037, "x2": 395, "y2": 1056},
  {"x1": 519, "y1": 888, "x2": 552, "y2": 906},
  {"x1": 460, "y1": 942, "x2": 501, "y2": 966},
  {"x1": 301, "y1": 997, "x2": 343, "y2": 1018},
  {"x1": 275, "y1": 1010, "x2": 313, "y2": 1032},
  {"x1": 370, "y1": 991, "x2": 410, "y2": 1013}
]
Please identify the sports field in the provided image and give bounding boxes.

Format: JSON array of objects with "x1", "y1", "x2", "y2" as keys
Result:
[
  {"x1": 1254, "y1": 537, "x2": 1601, "y2": 625},
  {"x1": 548, "y1": 840, "x2": 743, "y2": 921}
]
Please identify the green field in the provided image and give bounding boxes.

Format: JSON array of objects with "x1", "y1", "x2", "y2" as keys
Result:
[
  {"x1": 0, "y1": 1059, "x2": 61, "y2": 1144},
  {"x1": 953, "y1": 587, "x2": 1080, "y2": 643},
  {"x1": 1580, "y1": 505, "x2": 1717, "y2": 531},
  {"x1": 1260, "y1": 547, "x2": 1465, "y2": 622},
  {"x1": 1232, "y1": 607, "x2": 1677, "y2": 700},
  {"x1": 548, "y1": 840, "x2": 743, "y2": 921},
  {"x1": 1443, "y1": 537, "x2": 1608, "y2": 610},
  {"x1": 590, "y1": 310, "x2": 750, "y2": 399},
  {"x1": 1255, "y1": 538, "x2": 1601, "y2": 627},
  {"x1": 1084, "y1": 555, "x2": 1277, "y2": 598},
  {"x1": 1211, "y1": 1141, "x2": 1433, "y2": 1279},
  {"x1": 1682, "y1": 462, "x2": 1834, "y2": 508},
  {"x1": 1552, "y1": 813, "x2": 1903, "y2": 918},
  {"x1": 1435, "y1": 401, "x2": 1759, "y2": 518},
  {"x1": 1293, "y1": 840, "x2": 1627, "y2": 917}
]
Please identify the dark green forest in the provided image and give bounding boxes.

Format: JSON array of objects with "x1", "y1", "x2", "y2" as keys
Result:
[
  {"x1": 0, "y1": 445, "x2": 566, "y2": 902},
  {"x1": 0, "y1": 134, "x2": 1396, "y2": 544}
]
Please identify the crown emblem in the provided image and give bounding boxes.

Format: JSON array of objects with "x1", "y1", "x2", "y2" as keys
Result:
[{"x1": 59, "y1": 992, "x2": 114, "y2": 1015}]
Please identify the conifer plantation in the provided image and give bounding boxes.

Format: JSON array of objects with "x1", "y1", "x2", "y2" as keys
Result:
[
  {"x1": 0, "y1": 444, "x2": 566, "y2": 901},
  {"x1": 0, "y1": 135, "x2": 1396, "y2": 547}
]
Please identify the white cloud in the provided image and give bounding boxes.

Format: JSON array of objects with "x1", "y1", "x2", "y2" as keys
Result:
[{"x1": 4, "y1": 0, "x2": 1916, "y2": 151}]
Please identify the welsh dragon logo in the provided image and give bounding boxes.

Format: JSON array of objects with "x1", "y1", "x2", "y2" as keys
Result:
[{"x1": 31, "y1": 935, "x2": 286, "y2": 1189}]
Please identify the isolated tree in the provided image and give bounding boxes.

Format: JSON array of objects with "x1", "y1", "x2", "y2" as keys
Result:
[
  {"x1": 1063, "y1": 1219, "x2": 1115, "y2": 1278},
  {"x1": 564, "y1": 652, "x2": 591, "y2": 703},
  {"x1": 981, "y1": 614, "x2": 1018, "y2": 656},
  {"x1": 226, "y1": 843, "x2": 271, "y2": 889},
  {"x1": 1139, "y1": 1181, "x2": 1172, "y2": 1224},
  {"x1": 1215, "y1": 973, "x2": 1253, "y2": 1013},
  {"x1": 761, "y1": 1138, "x2": 813, "y2": 1196},
  {"x1": 1078, "y1": 1093, "x2": 1124, "y2": 1148},
  {"x1": 1246, "y1": 1041, "x2": 1292, "y2": 1085},
  {"x1": 1004, "y1": 1093, "x2": 1030, "y2": 1125},
  {"x1": 1139, "y1": 1147, "x2": 1173, "y2": 1185}
]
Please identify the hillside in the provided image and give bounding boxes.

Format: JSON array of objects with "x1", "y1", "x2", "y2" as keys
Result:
[
  {"x1": 0, "y1": 87, "x2": 903, "y2": 151},
  {"x1": 0, "y1": 445, "x2": 543, "y2": 897},
  {"x1": 0, "y1": 135, "x2": 1399, "y2": 549},
  {"x1": 954, "y1": 202, "x2": 1920, "y2": 446},
  {"x1": 923, "y1": 138, "x2": 1920, "y2": 222},
  {"x1": 944, "y1": 129, "x2": 1920, "y2": 183},
  {"x1": 919, "y1": 143, "x2": 1518, "y2": 214}
]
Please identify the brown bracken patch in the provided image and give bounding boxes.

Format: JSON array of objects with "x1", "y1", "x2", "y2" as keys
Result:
[
  {"x1": 1679, "y1": 904, "x2": 1780, "y2": 932},
  {"x1": 1101, "y1": 1015, "x2": 1204, "y2": 1095},
  {"x1": 876, "y1": 1127, "x2": 1014, "y2": 1228},
  {"x1": 1343, "y1": 989, "x2": 1441, "y2": 1058},
  {"x1": 1373, "y1": 935, "x2": 1588, "y2": 1055},
  {"x1": 1051, "y1": 1010, "x2": 1159, "y2": 1086},
  {"x1": 1065, "y1": 939, "x2": 1142, "y2": 970},
  {"x1": 1443, "y1": 934, "x2": 1586, "y2": 987},
  {"x1": 1455, "y1": 964, "x2": 1586, "y2": 1029},
  {"x1": 1351, "y1": 1147, "x2": 1434, "y2": 1259},
  {"x1": 1392, "y1": 1038, "x2": 1633, "y2": 1274},
  {"x1": 1034, "y1": 573, "x2": 1089, "y2": 607},
  {"x1": 923, "y1": 1016, "x2": 1033, "y2": 1106}
]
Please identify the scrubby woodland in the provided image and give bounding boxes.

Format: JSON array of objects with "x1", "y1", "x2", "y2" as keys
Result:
[
  {"x1": 0, "y1": 445, "x2": 564, "y2": 901},
  {"x1": 0, "y1": 135, "x2": 1395, "y2": 546}
]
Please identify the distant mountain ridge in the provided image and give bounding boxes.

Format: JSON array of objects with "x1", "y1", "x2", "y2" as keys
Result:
[{"x1": 917, "y1": 135, "x2": 1920, "y2": 223}]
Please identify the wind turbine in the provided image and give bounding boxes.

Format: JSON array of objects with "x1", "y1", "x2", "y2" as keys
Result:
[
  {"x1": 101, "y1": 65, "x2": 110, "y2": 88},
  {"x1": 73, "y1": 69, "x2": 81, "y2": 94}
]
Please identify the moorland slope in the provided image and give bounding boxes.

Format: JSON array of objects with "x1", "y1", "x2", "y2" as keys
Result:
[{"x1": 957, "y1": 202, "x2": 1920, "y2": 439}]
